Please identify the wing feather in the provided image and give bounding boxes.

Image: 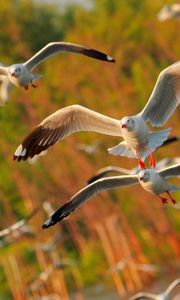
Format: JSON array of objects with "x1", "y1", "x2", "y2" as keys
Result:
[
  {"x1": 14, "y1": 105, "x2": 122, "y2": 161},
  {"x1": 140, "y1": 61, "x2": 180, "y2": 126},
  {"x1": 42, "y1": 175, "x2": 138, "y2": 228},
  {"x1": 0, "y1": 66, "x2": 8, "y2": 76},
  {"x1": 159, "y1": 163, "x2": 180, "y2": 178},
  {"x1": 24, "y1": 42, "x2": 115, "y2": 70},
  {"x1": 87, "y1": 166, "x2": 135, "y2": 184}
]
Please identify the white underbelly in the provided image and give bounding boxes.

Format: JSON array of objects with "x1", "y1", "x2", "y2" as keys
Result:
[
  {"x1": 122, "y1": 130, "x2": 148, "y2": 152},
  {"x1": 141, "y1": 178, "x2": 168, "y2": 195}
]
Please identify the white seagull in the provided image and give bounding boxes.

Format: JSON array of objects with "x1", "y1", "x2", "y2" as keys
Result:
[
  {"x1": 42, "y1": 164, "x2": 180, "y2": 228},
  {"x1": 130, "y1": 278, "x2": 180, "y2": 300},
  {"x1": 0, "y1": 42, "x2": 115, "y2": 90},
  {"x1": 87, "y1": 157, "x2": 180, "y2": 184},
  {"x1": 14, "y1": 60, "x2": 180, "y2": 167},
  {"x1": 158, "y1": 4, "x2": 180, "y2": 21},
  {"x1": 0, "y1": 207, "x2": 38, "y2": 238}
]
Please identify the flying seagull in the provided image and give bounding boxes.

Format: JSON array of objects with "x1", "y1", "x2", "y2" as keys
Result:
[
  {"x1": 0, "y1": 42, "x2": 115, "y2": 90},
  {"x1": 130, "y1": 278, "x2": 180, "y2": 300},
  {"x1": 42, "y1": 164, "x2": 180, "y2": 228},
  {"x1": 0, "y1": 207, "x2": 38, "y2": 238},
  {"x1": 158, "y1": 4, "x2": 180, "y2": 21},
  {"x1": 87, "y1": 157, "x2": 180, "y2": 184},
  {"x1": 14, "y1": 60, "x2": 180, "y2": 167}
]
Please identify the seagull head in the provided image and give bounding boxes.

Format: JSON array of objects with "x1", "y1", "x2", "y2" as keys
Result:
[
  {"x1": 120, "y1": 116, "x2": 135, "y2": 131},
  {"x1": 138, "y1": 169, "x2": 151, "y2": 182},
  {"x1": 138, "y1": 169, "x2": 157, "y2": 182},
  {"x1": 9, "y1": 64, "x2": 22, "y2": 78}
]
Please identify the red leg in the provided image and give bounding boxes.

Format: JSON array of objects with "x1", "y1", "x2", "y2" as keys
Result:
[
  {"x1": 157, "y1": 195, "x2": 168, "y2": 205},
  {"x1": 166, "y1": 191, "x2": 176, "y2": 204},
  {"x1": 147, "y1": 148, "x2": 156, "y2": 168},
  {"x1": 31, "y1": 83, "x2": 38, "y2": 88},
  {"x1": 137, "y1": 158, "x2": 146, "y2": 169},
  {"x1": 24, "y1": 85, "x2": 29, "y2": 90}
]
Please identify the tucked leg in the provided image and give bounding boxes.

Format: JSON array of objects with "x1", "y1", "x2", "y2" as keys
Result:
[
  {"x1": 157, "y1": 195, "x2": 168, "y2": 204},
  {"x1": 166, "y1": 191, "x2": 176, "y2": 204},
  {"x1": 137, "y1": 158, "x2": 146, "y2": 169},
  {"x1": 147, "y1": 148, "x2": 156, "y2": 168},
  {"x1": 31, "y1": 83, "x2": 38, "y2": 88}
]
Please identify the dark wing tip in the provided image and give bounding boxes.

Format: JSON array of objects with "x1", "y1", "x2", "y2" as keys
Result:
[
  {"x1": 13, "y1": 126, "x2": 52, "y2": 162},
  {"x1": 107, "y1": 56, "x2": 115, "y2": 63},
  {"x1": 42, "y1": 202, "x2": 71, "y2": 229},
  {"x1": 13, "y1": 144, "x2": 27, "y2": 161},
  {"x1": 42, "y1": 219, "x2": 53, "y2": 229},
  {"x1": 82, "y1": 48, "x2": 115, "y2": 63}
]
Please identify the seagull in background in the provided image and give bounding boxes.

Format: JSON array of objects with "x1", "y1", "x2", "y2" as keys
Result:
[
  {"x1": 158, "y1": 4, "x2": 180, "y2": 21},
  {"x1": 130, "y1": 278, "x2": 180, "y2": 299},
  {"x1": 0, "y1": 63, "x2": 12, "y2": 106},
  {"x1": 106, "y1": 256, "x2": 132, "y2": 275},
  {"x1": 42, "y1": 164, "x2": 180, "y2": 228},
  {"x1": 26, "y1": 257, "x2": 75, "y2": 295},
  {"x1": 0, "y1": 207, "x2": 38, "y2": 238},
  {"x1": 87, "y1": 157, "x2": 180, "y2": 184},
  {"x1": 0, "y1": 42, "x2": 115, "y2": 90},
  {"x1": 77, "y1": 140, "x2": 103, "y2": 155}
]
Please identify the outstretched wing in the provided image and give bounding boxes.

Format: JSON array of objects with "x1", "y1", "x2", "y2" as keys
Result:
[
  {"x1": 42, "y1": 175, "x2": 138, "y2": 228},
  {"x1": 87, "y1": 166, "x2": 134, "y2": 184},
  {"x1": 14, "y1": 105, "x2": 122, "y2": 161},
  {"x1": 24, "y1": 42, "x2": 115, "y2": 70},
  {"x1": 159, "y1": 163, "x2": 180, "y2": 178},
  {"x1": 129, "y1": 292, "x2": 155, "y2": 300},
  {"x1": 140, "y1": 61, "x2": 180, "y2": 127},
  {"x1": 164, "y1": 278, "x2": 180, "y2": 297}
]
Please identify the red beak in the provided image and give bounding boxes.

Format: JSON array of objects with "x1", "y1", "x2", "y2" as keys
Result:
[
  {"x1": 121, "y1": 124, "x2": 126, "y2": 128},
  {"x1": 139, "y1": 176, "x2": 144, "y2": 181}
]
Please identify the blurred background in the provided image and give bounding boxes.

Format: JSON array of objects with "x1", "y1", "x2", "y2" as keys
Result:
[{"x1": 0, "y1": 0, "x2": 179, "y2": 299}]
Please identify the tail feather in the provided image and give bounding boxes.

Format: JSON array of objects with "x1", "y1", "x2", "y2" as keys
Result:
[
  {"x1": 108, "y1": 141, "x2": 136, "y2": 158},
  {"x1": 149, "y1": 128, "x2": 171, "y2": 150},
  {"x1": 140, "y1": 128, "x2": 171, "y2": 158},
  {"x1": 32, "y1": 74, "x2": 43, "y2": 82}
]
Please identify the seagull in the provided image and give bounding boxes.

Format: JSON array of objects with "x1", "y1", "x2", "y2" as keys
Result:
[
  {"x1": 0, "y1": 63, "x2": 12, "y2": 106},
  {"x1": 42, "y1": 164, "x2": 180, "y2": 228},
  {"x1": 77, "y1": 140, "x2": 102, "y2": 154},
  {"x1": 158, "y1": 4, "x2": 180, "y2": 21},
  {"x1": 0, "y1": 42, "x2": 115, "y2": 90},
  {"x1": 106, "y1": 256, "x2": 132, "y2": 275},
  {"x1": 27, "y1": 258, "x2": 74, "y2": 295},
  {"x1": 130, "y1": 278, "x2": 180, "y2": 300},
  {"x1": 87, "y1": 157, "x2": 180, "y2": 184},
  {"x1": 14, "y1": 59, "x2": 180, "y2": 167},
  {"x1": 0, "y1": 207, "x2": 38, "y2": 238}
]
